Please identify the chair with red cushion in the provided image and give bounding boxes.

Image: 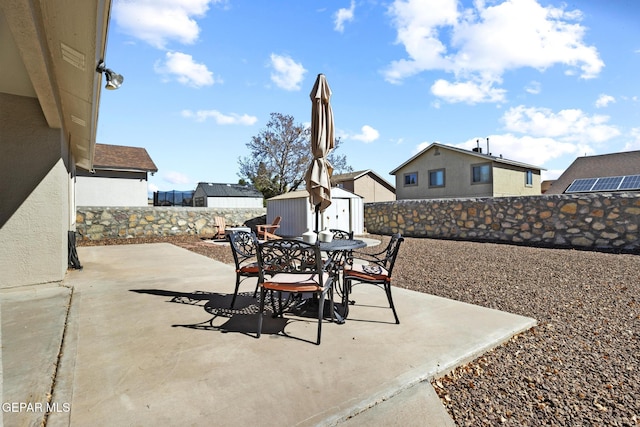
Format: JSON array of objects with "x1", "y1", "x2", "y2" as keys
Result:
[
  {"x1": 256, "y1": 238, "x2": 334, "y2": 345},
  {"x1": 344, "y1": 234, "x2": 404, "y2": 324},
  {"x1": 228, "y1": 230, "x2": 261, "y2": 308}
]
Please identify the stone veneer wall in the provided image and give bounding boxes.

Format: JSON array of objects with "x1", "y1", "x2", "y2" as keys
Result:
[
  {"x1": 364, "y1": 193, "x2": 640, "y2": 253},
  {"x1": 75, "y1": 207, "x2": 266, "y2": 241}
]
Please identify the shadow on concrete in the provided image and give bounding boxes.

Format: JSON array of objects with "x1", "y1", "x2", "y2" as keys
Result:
[{"x1": 130, "y1": 289, "x2": 290, "y2": 339}]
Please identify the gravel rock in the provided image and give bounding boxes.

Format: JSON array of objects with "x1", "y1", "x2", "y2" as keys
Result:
[{"x1": 81, "y1": 235, "x2": 640, "y2": 426}]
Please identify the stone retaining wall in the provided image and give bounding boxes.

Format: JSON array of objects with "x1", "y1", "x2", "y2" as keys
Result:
[
  {"x1": 364, "y1": 193, "x2": 640, "y2": 253},
  {"x1": 75, "y1": 207, "x2": 266, "y2": 240}
]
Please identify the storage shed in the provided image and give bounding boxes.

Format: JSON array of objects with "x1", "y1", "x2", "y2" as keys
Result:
[{"x1": 266, "y1": 187, "x2": 364, "y2": 237}]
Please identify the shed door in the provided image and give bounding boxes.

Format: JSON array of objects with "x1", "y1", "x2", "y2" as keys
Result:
[{"x1": 322, "y1": 198, "x2": 350, "y2": 232}]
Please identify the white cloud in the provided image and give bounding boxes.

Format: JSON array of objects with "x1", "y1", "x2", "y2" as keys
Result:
[
  {"x1": 413, "y1": 141, "x2": 432, "y2": 154},
  {"x1": 624, "y1": 128, "x2": 640, "y2": 151},
  {"x1": 181, "y1": 109, "x2": 257, "y2": 125},
  {"x1": 164, "y1": 171, "x2": 191, "y2": 185},
  {"x1": 525, "y1": 81, "x2": 541, "y2": 95},
  {"x1": 351, "y1": 125, "x2": 380, "y2": 143},
  {"x1": 334, "y1": 1, "x2": 356, "y2": 32},
  {"x1": 113, "y1": 0, "x2": 218, "y2": 49},
  {"x1": 431, "y1": 79, "x2": 506, "y2": 104},
  {"x1": 595, "y1": 94, "x2": 615, "y2": 108},
  {"x1": 454, "y1": 134, "x2": 577, "y2": 167},
  {"x1": 269, "y1": 54, "x2": 307, "y2": 91},
  {"x1": 384, "y1": 0, "x2": 604, "y2": 103},
  {"x1": 155, "y1": 51, "x2": 217, "y2": 87},
  {"x1": 501, "y1": 105, "x2": 620, "y2": 143},
  {"x1": 403, "y1": 104, "x2": 625, "y2": 176},
  {"x1": 148, "y1": 183, "x2": 159, "y2": 193}
]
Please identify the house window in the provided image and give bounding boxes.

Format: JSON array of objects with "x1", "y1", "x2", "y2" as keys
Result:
[
  {"x1": 471, "y1": 163, "x2": 491, "y2": 184},
  {"x1": 404, "y1": 172, "x2": 418, "y2": 186},
  {"x1": 194, "y1": 197, "x2": 205, "y2": 207},
  {"x1": 429, "y1": 169, "x2": 445, "y2": 188},
  {"x1": 525, "y1": 170, "x2": 533, "y2": 186}
]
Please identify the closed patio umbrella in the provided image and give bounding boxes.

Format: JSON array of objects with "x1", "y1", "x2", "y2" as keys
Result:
[{"x1": 304, "y1": 73, "x2": 334, "y2": 232}]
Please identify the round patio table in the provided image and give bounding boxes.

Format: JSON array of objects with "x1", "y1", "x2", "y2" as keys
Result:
[{"x1": 319, "y1": 239, "x2": 366, "y2": 323}]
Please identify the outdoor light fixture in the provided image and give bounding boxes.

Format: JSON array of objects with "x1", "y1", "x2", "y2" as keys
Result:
[{"x1": 96, "y1": 60, "x2": 124, "y2": 90}]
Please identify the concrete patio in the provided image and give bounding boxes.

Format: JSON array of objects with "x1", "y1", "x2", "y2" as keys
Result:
[{"x1": 2, "y1": 243, "x2": 536, "y2": 426}]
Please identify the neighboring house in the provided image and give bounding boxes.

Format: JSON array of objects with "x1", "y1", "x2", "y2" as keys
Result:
[
  {"x1": 545, "y1": 150, "x2": 640, "y2": 194},
  {"x1": 541, "y1": 180, "x2": 554, "y2": 194},
  {"x1": 1, "y1": 2, "x2": 112, "y2": 288},
  {"x1": 390, "y1": 142, "x2": 544, "y2": 200},
  {"x1": 76, "y1": 143, "x2": 158, "y2": 207},
  {"x1": 193, "y1": 183, "x2": 264, "y2": 208},
  {"x1": 331, "y1": 169, "x2": 396, "y2": 203}
]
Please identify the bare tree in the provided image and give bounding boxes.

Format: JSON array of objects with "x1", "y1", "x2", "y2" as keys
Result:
[{"x1": 238, "y1": 112, "x2": 351, "y2": 198}]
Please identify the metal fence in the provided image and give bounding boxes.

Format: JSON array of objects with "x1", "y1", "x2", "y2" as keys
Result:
[{"x1": 153, "y1": 191, "x2": 194, "y2": 206}]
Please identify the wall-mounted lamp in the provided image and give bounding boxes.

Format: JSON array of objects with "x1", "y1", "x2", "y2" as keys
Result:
[{"x1": 96, "y1": 60, "x2": 124, "y2": 90}]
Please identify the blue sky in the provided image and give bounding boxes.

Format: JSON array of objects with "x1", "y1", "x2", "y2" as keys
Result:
[{"x1": 96, "y1": 0, "x2": 640, "y2": 193}]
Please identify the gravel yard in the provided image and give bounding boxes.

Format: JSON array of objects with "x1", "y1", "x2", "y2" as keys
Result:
[{"x1": 79, "y1": 235, "x2": 640, "y2": 426}]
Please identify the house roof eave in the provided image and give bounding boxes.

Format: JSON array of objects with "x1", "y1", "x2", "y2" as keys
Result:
[{"x1": 390, "y1": 142, "x2": 545, "y2": 174}]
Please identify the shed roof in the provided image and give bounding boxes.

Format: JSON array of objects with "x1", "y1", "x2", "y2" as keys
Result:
[
  {"x1": 268, "y1": 187, "x2": 362, "y2": 201},
  {"x1": 196, "y1": 182, "x2": 263, "y2": 198},
  {"x1": 389, "y1": 142, "x2": 544, "y2": 175},
  {"x1": 93, "y1": 143, "x2": 158, "y2": 172},
  {"x1": 546, "y1": 150, "x2": 640, "y2": 194}
]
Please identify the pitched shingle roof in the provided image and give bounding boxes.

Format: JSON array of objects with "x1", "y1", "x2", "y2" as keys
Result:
[
  {"x1": 331, "y1": 169, "x2": 396, "y2": 191},
  {"x1": 546, "y1": 150, "x2": 640, "y2": 194},
  {"x1": 93, "y1": 143, "x2": 158, "y2": 172},
  {"x1": 389, "y1": 142, "x2": 544, "y2": 175},
  {"x1": 196, "y1": 183, "x2": 263, "y2": 198}
]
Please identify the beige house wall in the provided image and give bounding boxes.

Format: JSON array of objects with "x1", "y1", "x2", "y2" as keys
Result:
[
  {"x1": 395, "y1": 146, "x2": 542, "y2": 199},
  {"x1": 0, "y1": 94, "x2": 71, "y2": 288},
  {"x1": 493, "y1": 164, "x2": 541, "y2": 197},
  {"x1": 353, "y1": 177, "x2": 395, "y2": 203},
  {"x1": 395, "y1": 148, "x2": 493, "y2": 199}
]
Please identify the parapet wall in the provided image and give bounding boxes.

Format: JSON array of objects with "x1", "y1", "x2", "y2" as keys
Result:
[
  {"x1": 75, "y1": 207, "x2": 266, "y2": 241},
  {"x1": 364, "y1": 193, "x2": 640, "y2": 253}
]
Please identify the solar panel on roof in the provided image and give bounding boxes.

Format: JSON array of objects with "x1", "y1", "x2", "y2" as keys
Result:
[
  {"x1": 619, "y1": 174, "x2": 640, "y2": 190},
  {"x1": 591, "y1": 176, "x2": 623, "y2": 191},
  {"x1": 566, "y1": 178, "x2": 597, "y2": 193},
  {"x1": 565, "y1": 174, "x2": 640, "y2": 193}
]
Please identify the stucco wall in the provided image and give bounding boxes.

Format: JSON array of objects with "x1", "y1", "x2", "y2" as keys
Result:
[
  {"x1": 395, "y1": 149, "x2": 495, "y2": 199},
  {"x1": 76, "y1": 173, "x2": 149, "y2": 207},
  {"x1": 75, "y1": 207, "x2": 267, "y2": 240},
  {"x1": 364, "y1": 193, "x2": 640, "y2": 253},
  {"x1": 353, "y1": 177, "x2": 396, "y2": 203},
  {"x1": 394, "y1": 148, "x2": 542, "y2": 200},
  {"x1": 493, "y1": 164, "x2": 541, "y2": 197},
  {"x1": 0, "y1": 93, "x2": 70, "y2": 288}
]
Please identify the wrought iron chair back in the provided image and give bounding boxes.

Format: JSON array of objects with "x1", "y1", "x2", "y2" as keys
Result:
[
  {"x1": 345, "y1": 233, "x2": 404, "y2": 324},
  {"x1": 228, "y1": 231, "x2": 260, "y2": 308},
  {"x1": 329, "y1": 229, "x2": 354, "y2": 240},
  {"x1": 256, "y1": 238, "x2": 334, "y2": 345}
]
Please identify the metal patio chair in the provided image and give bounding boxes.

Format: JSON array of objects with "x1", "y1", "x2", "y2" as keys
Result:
[
  {"x1": 344, "y1": 233, "x2": 404, "y2": 324},
  {"x1": 256, "y1": 238, "x2": 334, "y2": 345},
  {"x1": 228, "y1": 230, "x2": 261, "y2": 308}
]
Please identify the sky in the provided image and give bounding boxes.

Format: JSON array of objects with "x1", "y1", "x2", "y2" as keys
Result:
[{"x1": 96, "y1": 0, "x2": 640, "y2": 194}]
